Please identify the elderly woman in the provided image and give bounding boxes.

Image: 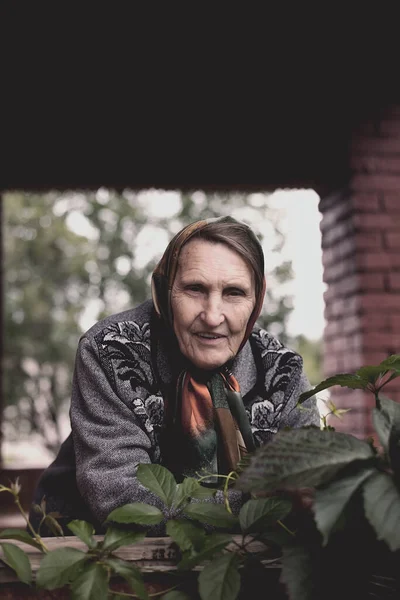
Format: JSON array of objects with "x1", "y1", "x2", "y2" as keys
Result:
[{"x1": 30, "y1": 216, "x2": 319, "y2": 533}]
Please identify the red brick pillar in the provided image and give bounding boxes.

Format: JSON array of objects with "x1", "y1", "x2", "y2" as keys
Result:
[{"x1": 320, "y1": 106, "x2": 400, "y2": 438}]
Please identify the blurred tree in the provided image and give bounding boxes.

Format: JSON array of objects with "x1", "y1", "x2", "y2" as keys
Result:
[
  {"x1": 3, "y1": 189, "x2": 298, "y2": 455},
  {"x1": 290, "y1": 334, "x2": 323, "y2": 386},
  {"x1": 4, "y1": 194, "x2": 95, "y2": 452}
]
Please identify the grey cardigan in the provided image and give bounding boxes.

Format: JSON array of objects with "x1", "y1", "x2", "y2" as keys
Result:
[{"x1": 69, "y1": 299, "x2": 319, "y2": 525}]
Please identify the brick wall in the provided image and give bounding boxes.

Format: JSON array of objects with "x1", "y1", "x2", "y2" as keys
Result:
[{"x1": 319, "y1": 105, "x2": 400, "y2": 438}]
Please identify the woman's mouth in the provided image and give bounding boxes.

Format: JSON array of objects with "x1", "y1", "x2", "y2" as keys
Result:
[{"x1": 194, "y1": 332, "x2": 226, "y2": 343}]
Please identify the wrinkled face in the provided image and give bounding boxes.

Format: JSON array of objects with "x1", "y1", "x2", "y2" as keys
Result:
[{"x1": 171, "y1": 239, "x2": 256, "y2": 370}]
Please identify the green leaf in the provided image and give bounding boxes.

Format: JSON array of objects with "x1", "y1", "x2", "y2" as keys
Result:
[
  {"x1": 314, "y1": 467, "x2": 375, "y2": 546},
  {"x1": 178, "y1": 534, "x2": 232, "y2": 571},
  {"x1": 198, "y1": 553, "x2": 240, "y2": 600},
  {"x1": 173, "y1": 479, "x2": 198, "y2": 509},
  {"x1": 36, "y1": 547, "x2": 88, "y2": 589},
  {"x1": 355, "y1": 365, "x2": 392, "y2": 384},
  {"x1": 239, "y1": 497, "x2": 292, "y2": 533},
  {"x1": 183, "y1": 503, "x2": 238, "y2": 529},
  {"x1": 379, "y1": 354, "x2": 400, "y2": 372},
  {"x1": 281, "y1": 544, "x2": 316, "y2": 600},
  {"x1": 0, "y1": 542, "x2": 32, "y2": 585},
  {"x1": 106, "y1": 557, "x2": 149, "y2": 600},
  {"x1": 236, "y1": 429, "x2": 375, "y2": 493},
  {"x1": 102, "y1": 527, "x2": 146, "y2": 552},
  {"x1": 44, "y1": 515, "x2": 64, "y2": 538},
  {"x1": 190, "y1": 486, "x2": 218, "y2": 500},
  {"x1": 372, "y1": 395, "x2": 400, "y2": 477},
  {"x1": 0, "y1": 529, "x2": 43, "y2": 551},
  {"x1": 70, "y1": 562, "x2": 108, "y2": 600},
  {"x1": 389, "y1": 428, "x2": 400, "y2": 483},
  {"x1": 357, "y1": 355, "x2": 400, "y2": 391},
  {"x1": 298, "y1": 374, "x2": 369, "y2": 404},
  {"x1": 166, "y1": 519, "x2": 207, "y2": 553},
  {"x1": 162, "y1": 591, "x2": 192, "y2": 600},
  {"x1": 363, "y1": 471, "x2": 400, "y2": 551},
  {"x1": 106, "y1": 502, "x2": 164, "y2": 525},
  {"x1": 372, "y1": 409, "x2": 391, "y2": 453},
  {"x1": 67, "y1": 520, "x2": 96, "y2": 548},
  {"x1": 173, "y1": 478, "x2": 215, "y2": 509},
  {"x1": 137, "y1": 463, "x2": 176, "y2": 507}
]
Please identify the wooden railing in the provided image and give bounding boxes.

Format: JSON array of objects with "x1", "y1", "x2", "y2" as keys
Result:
[{"x1": 0, "y1": 535, "x2": 286, "y2": 598}]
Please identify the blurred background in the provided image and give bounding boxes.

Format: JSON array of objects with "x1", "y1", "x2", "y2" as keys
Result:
[{"x1": 2, "y1": 188, "x2": 325, "y2": 469}]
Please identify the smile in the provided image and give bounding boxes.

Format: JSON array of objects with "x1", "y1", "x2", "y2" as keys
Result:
[
  {"x1": 195, "y1": 333, "x2": 226, "y2": 338},
  {"x1": 194, "y1": 333, "x2": 227, "y2": 343}
]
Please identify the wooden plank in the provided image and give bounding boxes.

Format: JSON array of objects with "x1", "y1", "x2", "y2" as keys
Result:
[{"x1": 0, "y1": 535, "x2": 280, "y2": 583}]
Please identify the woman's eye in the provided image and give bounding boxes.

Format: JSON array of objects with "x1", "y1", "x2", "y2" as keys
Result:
[
  {"x1": 185, "y1": 285, "x2": 202, "y2": 293},
  {"x1": 227, "y1": 288, "x2": 244, "y2": 297}
]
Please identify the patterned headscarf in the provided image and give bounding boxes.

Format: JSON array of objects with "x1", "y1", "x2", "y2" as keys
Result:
[{"x1": 152, "y1": 216, "x2": 266, "y2": 482}]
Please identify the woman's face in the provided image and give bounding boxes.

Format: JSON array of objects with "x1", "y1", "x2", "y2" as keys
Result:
[{"x1": 171, "y1": 239, "x2": 256, "y2": 370}]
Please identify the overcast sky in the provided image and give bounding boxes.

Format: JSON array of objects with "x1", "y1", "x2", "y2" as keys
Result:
[{"x1": 267, "y1": 189, "x2": 325, "y2": 340}]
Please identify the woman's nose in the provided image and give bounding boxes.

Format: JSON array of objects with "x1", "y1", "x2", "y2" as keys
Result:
[{"x1": 200, "y1": 295, "x2": 224, "y2": 327}]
